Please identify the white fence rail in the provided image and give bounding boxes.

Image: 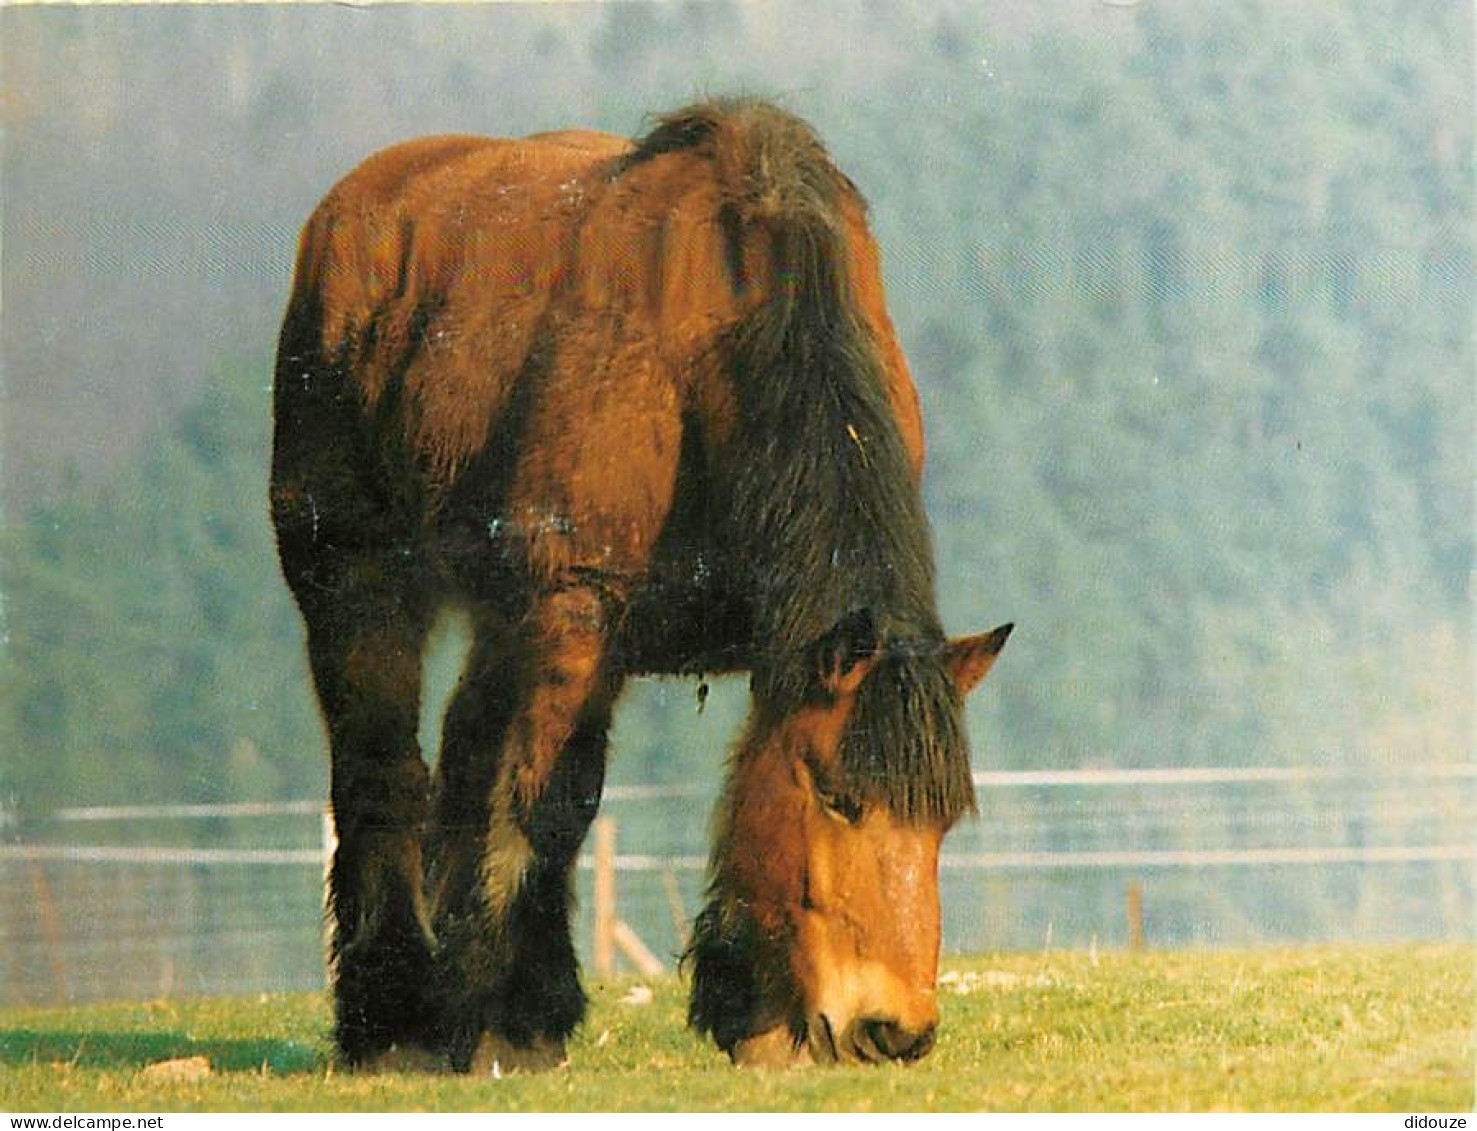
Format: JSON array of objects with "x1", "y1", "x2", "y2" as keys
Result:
[
  {"x1": 4, "y1": 764, "x2": 1472, "y2": 1005},
  {"x1": 7, "y1": 842, "x2": 1475, "y2": 871},
  {"x1": 14, "y1": 761, "x2": 1474, "y2": 871},
  {"x1": 41, "y1": 762, "x2": 1472, "y2": 821}
]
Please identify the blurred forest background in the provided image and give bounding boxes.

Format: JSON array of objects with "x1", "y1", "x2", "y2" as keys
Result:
[{"x1": 1, "y1": 2, "x2": 1471, "y2": 964}]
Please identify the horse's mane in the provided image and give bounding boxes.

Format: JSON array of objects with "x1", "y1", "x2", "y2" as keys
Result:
[{"x1": 621, "y1": 100, "x2": 974, "y2": 825}]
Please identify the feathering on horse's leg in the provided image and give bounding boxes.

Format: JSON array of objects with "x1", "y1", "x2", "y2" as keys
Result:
[
  {"x1": 298, "y1": 582, "x2": 438, "y2": 1066},
  {"x1": 466, "y1": 686, "x2": 617, "y2": 1074},
  {"x1": 439, "y1": 584, "x2": 621, "y2": 1072}
]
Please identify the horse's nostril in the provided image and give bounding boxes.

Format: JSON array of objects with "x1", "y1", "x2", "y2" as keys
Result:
[
  {"x1": 901, "y1": 1022, "x2": 937, "y2": 1062},
  {"x1": 857, "y1": 1018, "x2": 937, "y2": 1063}
]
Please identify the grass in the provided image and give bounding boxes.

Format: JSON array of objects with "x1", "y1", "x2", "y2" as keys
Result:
[{"x1": 2, "y1": 945, "x2": 1471, "y2": 1112}]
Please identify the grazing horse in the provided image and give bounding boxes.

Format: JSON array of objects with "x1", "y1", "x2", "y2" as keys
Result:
[{"x1": 270, "y1": 98, "x2": 1011, "y2": 1070}]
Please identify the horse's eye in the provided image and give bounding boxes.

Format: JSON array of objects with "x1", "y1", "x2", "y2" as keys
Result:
[{"x1": 817, "y1": 787, "x2": 864, "y2": 825}]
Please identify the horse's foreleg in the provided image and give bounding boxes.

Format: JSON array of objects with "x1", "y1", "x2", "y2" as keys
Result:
[
  {"x1": 424, "y1": 615, "x2": 517, "y2": 955},
  {"x1": 435, "y1": 585, "x2": 619, "y2": 1072},
  {"x1": 423, "y1": 616, "x2": 519, "y2": 1051},
  {"x1": 302, "y1": 592, "x2": 435, "y2": 1065}
]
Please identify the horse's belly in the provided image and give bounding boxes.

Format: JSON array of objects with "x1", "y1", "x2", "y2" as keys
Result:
[{"x1": 619, "y1": 562, "x2": 752, "y2": 677}]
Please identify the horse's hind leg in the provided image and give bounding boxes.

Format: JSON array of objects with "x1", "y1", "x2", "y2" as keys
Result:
[
  {"x1": 296, "y1": 576, "x2": 436, "y2": 1065},
  {"x1": 430, "y1": 586, "x2": 620, "y2": 1072}
]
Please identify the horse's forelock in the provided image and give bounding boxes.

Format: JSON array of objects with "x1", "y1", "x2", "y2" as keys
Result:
[{"x1": 839, "y1": 646, "x2": 976, "y2": 826}]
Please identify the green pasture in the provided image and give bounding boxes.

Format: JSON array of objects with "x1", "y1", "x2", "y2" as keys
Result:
[{"x1": 2, "y1": 946, "x2": 1470, "y2": 1112}]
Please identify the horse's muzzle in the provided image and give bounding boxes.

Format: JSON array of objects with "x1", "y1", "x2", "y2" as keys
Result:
[
  {"x1": 847, "y1": 1016, "x2": 937, "y2": 1063},
  {"x1": 807, "y1": 1014, "x2": 937, "y2": 1065}
]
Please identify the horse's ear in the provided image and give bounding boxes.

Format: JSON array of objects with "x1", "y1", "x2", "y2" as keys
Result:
[
  {"x1": 816, "y1": 608, "x2": 879, "y2": 697},
  {"x1": 944, "y1": 623, "x2": 1013, "y2": 694}
]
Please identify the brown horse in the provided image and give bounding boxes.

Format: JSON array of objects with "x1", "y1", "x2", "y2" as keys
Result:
[{"x1": 270, "y1": 98, "x2": 1011, "y2": 1070}]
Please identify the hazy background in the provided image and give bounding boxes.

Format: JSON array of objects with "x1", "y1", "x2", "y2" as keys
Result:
[{"x1": 2, "y1": 1, "x2": 1471, "y2": 1002}]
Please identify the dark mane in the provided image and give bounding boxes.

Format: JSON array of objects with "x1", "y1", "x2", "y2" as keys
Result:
[
  {"x1": 629, "y1": 100, "x2": 975, "y2": 824},
  {"x1": 611, "y1": 101, "x2": 726, "y2": 174}
]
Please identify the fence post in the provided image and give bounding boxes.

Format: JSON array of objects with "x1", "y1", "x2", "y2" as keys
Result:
[
  {"x1": 321, "y1": 808, "x2": 337, "y2": 986},
  {"x1": 661, "y1": 867, "x2": 690, "y2": 950},
  {"x1": 613, "y1": 920, "x2": 666, "y2": 977},
  {"x1": 1126, "y1": 881, "x2": 1145, "y2": 951},
  {"x1": 28, "y1": 862, "x2": 69, "y2": 1000},
  {"x1": 593, "y1": 816, "x2": 616, "y2": 977}
]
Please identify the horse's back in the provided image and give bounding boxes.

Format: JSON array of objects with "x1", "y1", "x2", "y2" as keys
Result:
[
  {"x1": 273, "y1": 103, "x2": 926, "y2": 629},
  {"x1": 277, "y1": 128, "x2": 633, "y2": 487},
  {"x1": 289, "y1": 129, "x2": 628, "y2": 358},
  {"x1": 291, "y1": 129, "x2": 629, "y2": 309}
]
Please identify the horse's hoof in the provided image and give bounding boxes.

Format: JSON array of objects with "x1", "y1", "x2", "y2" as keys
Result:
[
  {"x1": 469, "y1": 1032, "x2": 568, "y2": 1075},
  {"x1": 730, "y1": 1027, "x2": 813, "y2": 1069},
  {"x1": 354, "y1": 1044, "x2": 449, "y2": 1074}
]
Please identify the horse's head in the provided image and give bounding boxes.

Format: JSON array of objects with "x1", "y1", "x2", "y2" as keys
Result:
[{"x1": 689, "y1": 614, "x2": 1011, "y2": 1066}]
